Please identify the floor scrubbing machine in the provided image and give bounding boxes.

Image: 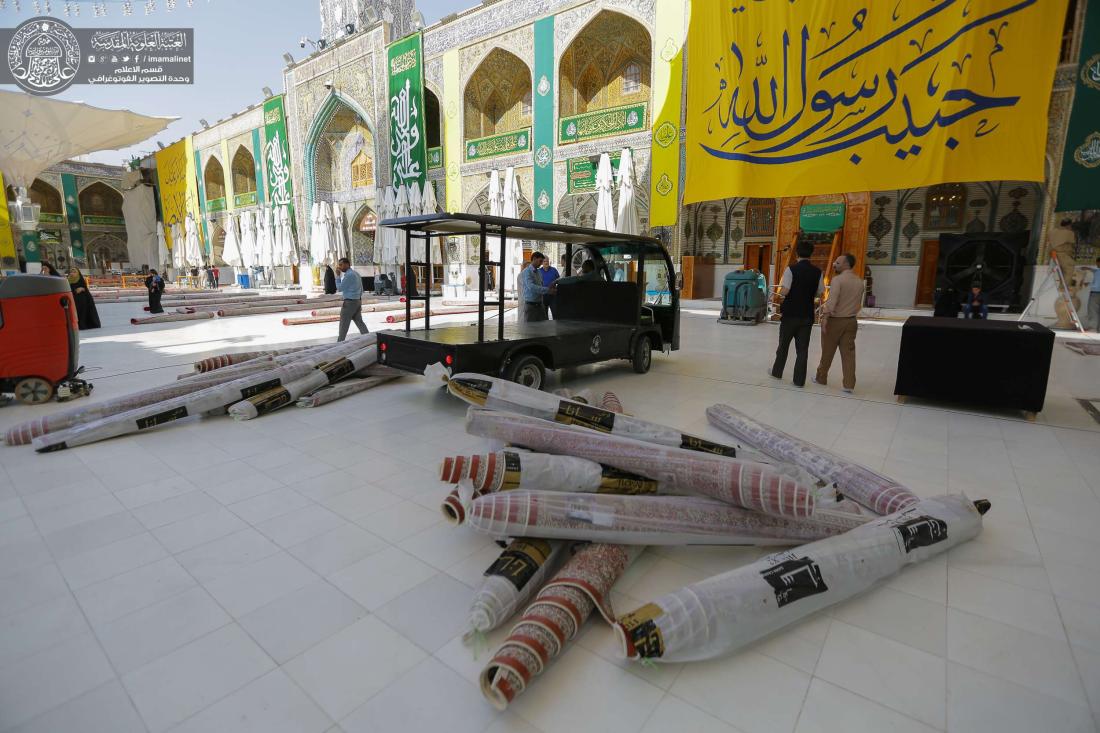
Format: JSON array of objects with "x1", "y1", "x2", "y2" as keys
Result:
[
  {"x1": 0, "y1": 275, "x2": 93, "y2": 404},
  {"x1": 719, "y1": 270, "x2": 769, "y2": 325}
]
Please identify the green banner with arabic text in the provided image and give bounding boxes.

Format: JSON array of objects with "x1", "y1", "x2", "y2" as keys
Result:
[
  {"x1": 1056, "y1": 3, "x2": 1100, "y2": 212},
  {"x1": 387, "y1": 33, "x2": 427, "y2": 190}
]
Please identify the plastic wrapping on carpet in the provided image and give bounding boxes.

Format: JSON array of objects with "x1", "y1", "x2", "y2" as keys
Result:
[
  {"x1": 614, "y1": 494, "x2": 987, "y2": 663},
  {"x1": 706, "y1": 404, "x2": 919, "y2": 515},
  {"x1": 467, "y1": 490, "x2": 865, "y2": 545},
  {"x1": 464, "y1": 409, "x2": 817, "y2": 519},
  {"x1": 465, "y1": 538, "x2": 571, "y2": 638},
  {"x1": 295, "y1": 375, "x2": 400, "y2": 407}
]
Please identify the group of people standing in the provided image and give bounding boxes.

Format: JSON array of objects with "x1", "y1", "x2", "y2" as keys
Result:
[{"x1": 769, "y1": 242, "x2": 863, "y2": 393}]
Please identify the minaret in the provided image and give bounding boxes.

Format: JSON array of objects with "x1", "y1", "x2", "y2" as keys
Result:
[{"x1": 318, "y1": 0, "x2": 418, "y2": 45}]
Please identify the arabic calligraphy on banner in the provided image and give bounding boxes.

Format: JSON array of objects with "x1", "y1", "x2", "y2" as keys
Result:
[
  {"x1": 683, "y1": 0, "x2": 1068, "y2": 203},
  {"x1": 387, "y1": 33, "x2": 427, "y2": 190},
  {"x1": 154, "y1": 136, "x2": 199, "y2": 253},
  {"x1": 465, "y1": 129, "x2": 531, "y2": 161},
  {"x1": 1056, "y1": 2, "x2": 1100, "y2": 211},
  {"x1": 560, "y1": 103, "x2": 647, "y2": 144}
]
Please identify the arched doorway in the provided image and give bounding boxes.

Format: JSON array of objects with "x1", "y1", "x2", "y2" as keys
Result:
[
  {"x1": 425, "y1": 87, "x2": 443, "y2": 169},
  {"x1": 351, "y1": 204, "x2": 377, "y2": 268},
  {"x1": 559, "y1": 11, "x2": 651, "y2": 135},
  {"x1": 464, "y1": 49, "x2": 532, "y2": 160},
  {"x1": 231, "y1": 146, "x2": 258, "y2": 206},
  {"x1": 87, "y1": 234, "x2": 127, "y2": 272},
  {"x1": 203, "y1": 157, "x2": 226, "y2": 207},
  {"x1": 78, "y1": 181, "x2": 124, "y2": 221}
]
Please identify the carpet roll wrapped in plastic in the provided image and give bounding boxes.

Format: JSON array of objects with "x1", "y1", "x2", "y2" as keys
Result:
[
  {"x1": 228, "y1": 345, "x2": 378, "y2": 420},
  {"x1": 468, "y1": 491, "x2": 866, "y2": 545},
  {"x1": 448, "y1": 374, "x2": 761, "y2": 461},
  {"x1": 614, "y1": 494, "x2": 989, "y2": 663},
  {"x1": 295, "y1": 375, "x2": 399, "y2": 407},
  {"x1": 32, "y1": 336, "x2": 375, "y2": 452},
  {"x1": 465, "y1": 410, "x2": 817, "y2": 519},
  {"x1": 480, "y1": 543, "x2": 640, "y2": 710},
  {"x1": 465, "y1": 538, "x2": 570, "y2": 639},
  {"x1": 438, "y1": 450, "x2": 660, "y2": 524},
  {"x1": 707, "y1": 404, "x2": 919, "y2": 515},
  {"x1": 131, "y1": 311, "x2": 215, "y2": 325},
  {"x1": 3, "y1": 357, "x2": 281, "y2": 445},
  {"x1": 192, "y1": 346, "x2": 311, "y2": 373}
]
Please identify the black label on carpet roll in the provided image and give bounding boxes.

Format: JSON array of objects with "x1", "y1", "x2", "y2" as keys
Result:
[
  {"x1": 135, "y1": 405, "x2": 189, "y2": 430},
  {"x1": 501, "y1": 451, "x2": 522, "y2": 491},
  {"x1": 680, "y1": 434, "x2": 738, "y2": 457},
  {"x1": 598, "y1": 467, "x2": 659, "y2": 494},
  {"x1": 618, "y1": 603, "x2": 665, "y2": 658},
  {"x1": 240, "y1": 378, "x2": 282, "y2": 399},
  {"x1": 322, "y1": 358, "x2": 357, "y2": 382},
  {"x1": 485, "y1": 539, "x2": 552, "y2": 591},
  {"x1": 555, "y1": 401, "x2": 615, "y2": 432},
  {"x1": 760, "y1": 557, "x2": 828, "y2": 608},
  {"x1": 252, "y1": 389, "x2": 293, "y2": 416},
  {"x1": 892, "y1": 515, "x2": 948, "y2": 553}
]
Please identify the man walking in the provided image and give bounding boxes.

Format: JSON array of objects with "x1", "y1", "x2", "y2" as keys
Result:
[
  {"x1": 336, "y1": 257, "x2": 369, "y2": 341},
  {"x1": 770, "y1": 240, "x2": 822, "y2": 387},
  {"x1": 521, "y1": 251, "x2": 554, "y2": 322},
  {"x1": 813, "y1": 253, "x2": 864, "y2": 393}
]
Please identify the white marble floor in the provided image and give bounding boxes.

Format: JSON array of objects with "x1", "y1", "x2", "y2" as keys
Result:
[{"x1": 1, "y1": 297, "x2": 1099, "y2": 733}]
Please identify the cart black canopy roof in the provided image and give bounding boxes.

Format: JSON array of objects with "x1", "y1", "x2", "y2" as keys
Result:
[{"x1": 379, "y1": 213, "x2": 665, "y2": 253}]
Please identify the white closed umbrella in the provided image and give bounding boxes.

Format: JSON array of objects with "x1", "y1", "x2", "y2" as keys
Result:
[
  {"x1": 156, "y1": 221, "x2": 169, "y2": 270},
  {"x1": 170, "y1": 221, "x2": 183, "y2": 273},
  {"x1": 616, "y1": 148, "x2": 641, "y2": 236},
  {"x1": 222, "y1": 213, "x2": 243, "y2": 268},
  {"x1": 374, "y1": 186, "x2": 389, "y2": 265},
  {"x1": 502, "y1": 167, "x2": 523, "y2": 298},
  {"x1": 279, "y1": 206, "x2": 294, "y2": 273},
  {"x1": 334, "y1": 206, "x2": 349, "y2": 262},
  {"x1": 185, "y1": 213, "x2": 203, "y2": 267},
  {"x1": 253, "y1": 207, "x2": 267, "y2": 270},
  {"x1": 595, "y1": 153, "x2": 616, "y2": 233},
  {"x1": 307, "y1": 202, "x2": 321, "y2": 266},
  {"x1": 317, "y1": 201, "x2": 334, "y2": 266},
  {"x1": 394, "y1": 185, "x2": 410, "y2": 267},
  {"x1": 406, "y1": 183, "x2": 424, "y2": 261},
  {"x1": 421, "y1": 180, "x2": 442, "y2": 263}
]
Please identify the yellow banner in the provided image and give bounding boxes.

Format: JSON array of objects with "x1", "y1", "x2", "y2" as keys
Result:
[
  {"x1": 649, "y1": 0, "x2": 688, "y2": 226},
  {"x1": 0, "y1": 170, "x2": 17, "y2": 274},
  {"x1": 683, "y1": 0, "x2": 1067, "y2": 203},
  {"x1": 443, "y1": 47, "x2": 462, "y2": 213},
  {"x1": 154, "y1": 136, "x2": 199, "y2": 252}
]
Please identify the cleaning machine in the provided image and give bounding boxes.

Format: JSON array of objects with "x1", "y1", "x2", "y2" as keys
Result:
[
  {"x1": 719, "y1": 269, "x2": 769, "y2": 325},
  {"x1": 0, "y1": 275, "x2": 93, "y2": 404}
]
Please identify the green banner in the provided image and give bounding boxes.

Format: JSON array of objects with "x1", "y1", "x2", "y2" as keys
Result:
[
  {"x1": 465, "y1": 129, "x2": 530, "y2": 161},
  {"x1": 800, "y1": 204, "x2": 845, "y2": 233},
  {"x1": 82, "y1": 215, "x2": 126, "y2": 227},
  {"x1": 233, "y1": 192, "x2": 257, "y2": 208},
  {"x1": 427, "y1": 147, "x2": 443, "y2": 169},
  {"x1": 263, "y1": 95, "x2": 295, "y2": 220},
  {"x1": 60, "y1": 173, "x2": 85, "y2": 261},
  {"x1": 567, "y1": 150, "x2": 626, "y2": 194},
  {"x1": 533, "y1": 16, "x2": 555, "y2": 221},
  {"x1": 387, "y1": 33, "x2": 427, "y2": 189},
  {"x1": 251, "y1": 127, "x2": 265, "y2": 206},
  {"x1": 560, "y1": 103, "x2": 647, "y2": 144},
  {"x1": 1056, "y1": 3, "x2": 1100, "y2": 211},
  {"x1": 21, "y1": 230, "x2": 41, "y2": 267},
  {"x1": 39, "y1": 212, "x2": 64, "y2": 224}
]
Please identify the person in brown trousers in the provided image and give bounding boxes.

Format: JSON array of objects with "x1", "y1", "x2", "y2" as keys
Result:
[{"x1": 813, "y1": 253, "x2": 864, "y2": 393}]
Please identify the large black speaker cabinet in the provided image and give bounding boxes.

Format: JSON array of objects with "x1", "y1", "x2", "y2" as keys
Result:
[{"x1": 936, "y1": 231, "x2": 1030, "y2": 311}]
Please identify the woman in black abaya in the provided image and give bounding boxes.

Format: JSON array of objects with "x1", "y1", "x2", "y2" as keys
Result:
[
  {"x1": 145, "y1": 269, "x2": 166, "y2": 313},
  {"x1": 323, "y1": 264, "x2": 337, "y2": 295},
  {"x1": 66, "y1": 267, "x2": 101, "y2": 330}
]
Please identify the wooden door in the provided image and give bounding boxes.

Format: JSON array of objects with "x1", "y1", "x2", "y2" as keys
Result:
[
  {"x1": 743, "y1": 243, "x2": 773, "y2": 283},
  {"x1": 914, "y1": 238, "x2": 940, "y2": 307}
]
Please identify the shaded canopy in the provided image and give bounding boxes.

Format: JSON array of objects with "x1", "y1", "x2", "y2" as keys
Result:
[{"x1": 0, "y1": 90, "x2": 174, "y2": 189}]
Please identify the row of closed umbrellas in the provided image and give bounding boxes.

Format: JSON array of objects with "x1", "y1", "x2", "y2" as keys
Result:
[{"x1": 157, "y1": 206, "x2": 296, "y2": 271}]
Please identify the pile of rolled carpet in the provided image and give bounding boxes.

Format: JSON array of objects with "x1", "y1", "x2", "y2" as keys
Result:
[
  {"x1": 2, "y1": 337, "x2": 404, "y2": 450},
  {"x1": 431, "y1": 372, "x2": 990, "y2": 710}
]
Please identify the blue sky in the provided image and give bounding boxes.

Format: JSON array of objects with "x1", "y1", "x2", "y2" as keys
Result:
[{"x1": 0, "y1": 0, "x2": 467, "y2": 165}]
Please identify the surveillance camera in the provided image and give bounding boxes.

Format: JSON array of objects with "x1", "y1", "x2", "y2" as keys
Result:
[
  {"x1": 299, "y1": 36, "x2": 307, "y2": 48},
  {"x1": 323, "y1": 79, "x2": 333, "y2": 90}
]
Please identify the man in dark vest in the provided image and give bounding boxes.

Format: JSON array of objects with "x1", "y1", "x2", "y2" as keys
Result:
[{"x1": 769, "y1": 239, "x2": 823, "y2": 387}]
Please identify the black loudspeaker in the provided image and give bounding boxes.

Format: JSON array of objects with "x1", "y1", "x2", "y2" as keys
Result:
[{"x1": 936, "y1": 232, "x2": 1030, "y2": 311}]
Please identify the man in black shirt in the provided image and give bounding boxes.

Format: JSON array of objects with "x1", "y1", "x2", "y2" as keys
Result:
[{"x1": 769, "y1": 240, "x2": 823, "y2": 387}]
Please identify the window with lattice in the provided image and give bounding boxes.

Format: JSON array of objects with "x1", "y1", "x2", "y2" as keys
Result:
[
  {"x1": 350, "y1": 149, "x2": 373, "y2": 188},
  {"x1": 622, "y1": 63, "x2": 641, "y2": 94}
]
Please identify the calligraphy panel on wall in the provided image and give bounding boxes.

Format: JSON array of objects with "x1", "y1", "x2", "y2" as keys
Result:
[
  {"x1": 683, "y1": 0, "x2": 1069, "y2": 202},
  {"x1": 388, "y1": 33, "x2": 427, "y2": 191}
]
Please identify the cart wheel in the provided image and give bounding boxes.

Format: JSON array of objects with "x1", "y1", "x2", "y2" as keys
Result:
[
  {"x1": 632, "y1": 335, "x2": 652, "y2": 374},
  {"x1": 14, "y1": 377, "x2": 54, "y2": 405},
  {"x1": 505, "y1": 354, "x2": 546, "y2": 390}
]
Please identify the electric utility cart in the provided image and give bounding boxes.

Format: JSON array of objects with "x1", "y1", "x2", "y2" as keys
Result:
[{"x1": 375, "y1": 213, "x2": 680, "y2": 389}]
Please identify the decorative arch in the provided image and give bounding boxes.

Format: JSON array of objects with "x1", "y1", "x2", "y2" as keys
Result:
[
  {"x1": 29, "y1": 179, "x2": 63, "y2": 214},
  {"x1": 231, "y1": 145, "x2": 257, "y2": 196},
  {"x1": 78, "y1": 181, "x2": 124, "y2": 219},
  {"x1": 304, "y1": 90, "x2": 376, "y2": 210},
  {"x1": 350, "y1": 202, "x2": 377, "y2": 266},
  {"x1": 464, "y1": 48, "x2": 532, "y2": 139},
  {"x1": 424, "y1": 86, "x2": 442, "y2": 150},
  {"x1": 203, "y1": 157, "x2": 226, "y2": 202},
  {"x1": 559, "y1": 10, "x2": 651, "y2": 118}
]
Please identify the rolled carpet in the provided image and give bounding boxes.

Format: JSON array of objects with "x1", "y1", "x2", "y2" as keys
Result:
[
  {"x1": 706, "y1": 404, "x2": 920, "y2": 515},
  {"x1": 465, "y1": 409, "x2": 817, "y2": 519},
  {"x1": 447, "y1": 373, "x2": 765, "y2": 462},
  {"x1": 295, "y1": 374, "x2": 399, "y2": 407},
  {"x1": 131, "y1": 311, "x2": 215, "y2": 325},
  {"x1": 32, "y1": 336, "x2": 375, "y2": 452},
  {"x1": 228, "y1": 344, "x2": 378, "y2": 420},
  {"x1": 614, "y1": 494, "x2": 988, "y2": 663},
  {"x1": 479, "y1": 543, "x2": 640, "y2": 710},
  {"x1": 467, "y1": 490, "x2": 866, "y2": 545},
  {"x1": 465, "y1": 538, "x2": 570, "y2": 639}
]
